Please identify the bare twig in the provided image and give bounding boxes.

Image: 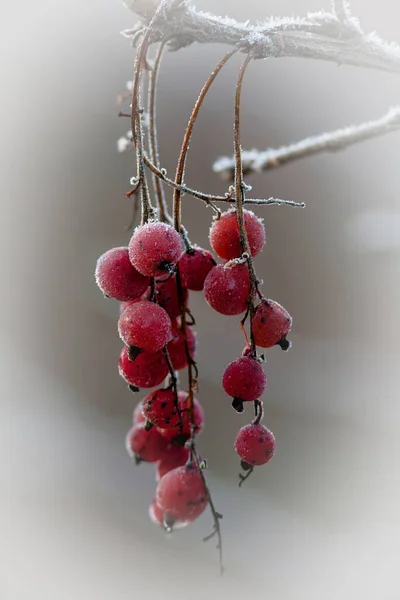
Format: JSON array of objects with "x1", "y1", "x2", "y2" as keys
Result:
[
  {"x1": 233, "y1": 55, "x2": 258, "y2": 354},
  {"x1": 147, "y1": 41, "x2": 172, "y2": 224},
  {"x1": 192, "y1": 447, "x2": 224, "y2": 575},
  {"x1": 124, "y1": 1, "x2": 400, "y2": 75},
  {"x1": 172, "y1": 50, "x2": 236, "y2": 230},
  {"x1": 213, "y1": 105, "x2": 400, "y2": 179},
  {"x1": 141, "y1": 158, "x2": 305, "y2": 208}
]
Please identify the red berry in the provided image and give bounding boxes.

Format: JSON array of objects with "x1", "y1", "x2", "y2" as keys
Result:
[
  {"x1": 167, "y1": 324, "x2": 197, "y2": 371},
  {"x1": 126, "y1": 424, "x2": 167, "y2": 463},
  {"x1": 222, "y1": 356, "x2": 267, "y2": 402},
  {"x1": 149, "y1": 498, "x2": 164, "y2": 526},
  {"x1": 118, "y1": 346, "x2": 169, "y2": 388},
  {"x1": 95, "y1": 247, "x2": 149, "y2": 302},
  {"x1": 148, "y1": 499, "x2": 189, "y2": 529},
  {"x1": 159, "y1": 392, "x2": 204, "y2": 442},
  {"x1": 156, "y1": 445, "x2": 190, "y2": 481},
  {"x1": 133, "y1": 400, "x2": 146, "y2": 424},
  {"x1": 203, "y1": 262, "x2": 250, "y2": 316},
  {"x1": 156, "y1": 464, "x2": 208, "y2": 522},
  {"x1": 252, "y1": 299, "x2": 292, "y2": 348},
  {"x1": 234, "y1": 423, "x2": 275, "y2": 466},
  {"x1": 178, "y1": 247, "x2": 216, "y2": 291},
  {"x1": 154, "y1": 274, "x2": 188, "y2": 320},
  {"x1": 118, "y1": 300, "x2": 173, "y2": 352},
  {"x1": 142, "y1": 389, "x2": 181, "y2": 429},
  {"x1": 129, "y1": 222, "x2": 184, "y2": 278},
  {"x1": 209, "y1": 208, "x2": 266, "y2": 260},
  {"x1": 121, "y1": 275, "x2": 188, "y2": 319}
]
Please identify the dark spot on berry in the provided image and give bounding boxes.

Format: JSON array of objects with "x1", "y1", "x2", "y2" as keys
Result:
[
  {"x1": 161, "y1": 402, "x2": 167, "y2": 409},
  {"x1": 258, "y1": 437, "x2": 263, "y2": 443},
  {"x1": 260, "y1": 316, "x2": 266, "y2": 323}
]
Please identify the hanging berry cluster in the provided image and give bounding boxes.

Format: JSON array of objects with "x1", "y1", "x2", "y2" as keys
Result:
[{"x1": 95, "y1": 8, "x2": 299, "y2": 573}]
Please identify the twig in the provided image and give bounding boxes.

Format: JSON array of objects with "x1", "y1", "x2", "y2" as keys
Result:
[
  {"x1": 192, "y1": 447, "x2": 224, "y2": 575},
  {"x1": 233, "y1": 55, "x2": 258, "y2": 354},
  {"x1": 130, "y1": 0, "x2": 177, "y2": 223},
  {"x1": 172, "y1": 50, "x2": 236, "y2": 230},
  {"x1": 147, "y1": 41, "x2": 172, "y2": 224},
  {"x1": 125, "y1": 1, "x2": 400, "y2": 75},
  {"x1": 213, "y1": 105, "x2": 400, "y2": 179}
]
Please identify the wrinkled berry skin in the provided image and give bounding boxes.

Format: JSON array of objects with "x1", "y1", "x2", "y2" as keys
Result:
[
  {"x1": 156, "y1": 464, "x2": 208, "y2": 522},
  {"x1": 203, "y1": 262, "x2": 250, "y2": 316},
  {"x1": 118, "y1": 346, "x2": 169, "y2": 388},
  {"x1": 235, "y1": 423, "x2": 276, "y2": 466},
  {"x1": 95, "y1": 247, "x2": 149, "y2": 302},
  {"x1": 222, "y1": 356, "x2": 267, "y2": 402},
  {"x1": 209, "y1": 208, "x2": 266, "y2": 260},
  {"x1": 252, "y1": 299, "x2": 292, "y2": 348},
  {"x1": 179, "y1": 247, "x2": 216, "y2": 291},
  {"x1": 118, "y1": 300, "x2": 173, "y2": 353},
  {"x1": 126, "y1": 424, "x2": 167, "y2": 463},
  {"x1": 129, "y1": 222, "x2": 184, "y2": 278}
]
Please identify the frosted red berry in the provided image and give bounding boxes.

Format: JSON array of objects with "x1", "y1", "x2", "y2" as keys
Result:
[
  {"x1": 154, "y1": 274, "x2": 188, "y2": 320},
  {"x1": 203, "y1": 262, "x2": 250, "y2": 316},
  {"x1": 129, "y1": 222, "x2": 184, "y2": 278},
  {"x1": 178, "y1": 247, "x2": 216, "y2": 291},
  {"x1": 126, "y1": 423, "x2": 167, "y2": 463},
  {"x1": 95, "y1": 246, "x2": 149, "y2": 302},
  {"x1": 252, "y1": 299, "x2": 292, "y2": 349},
  {"x1": 222, "y1": 356, "x2": 267, "y2": 403},
  {"x1": 209, "y1": 208, "x2": 266, "y2": 260},
  {"x1": 234, "y1": 423, "x2": 276, "y2": 466},
  {"x1": 118, "y1": 300, "x2": 173, "y2": 353},
  {"x1": 167, "y1": 324, "x2": 197, "y2": 371},
  {"x1": 133, "y1": 400, "x2": 146, "y2": 425},
  {"x1": 156, "y1": 464, "x2": 208, "y2": 522},
  {"x1": 118, "y1": 346, "x2": 169, "y2": 388},
  {"x1": 142, "y1": 389, "x2": 181, "y2": 429},
  {"x1": 159, "y1": 392, "x2": 204, "y2": 442},
  {"x1": 148, "y1": 499, "x2": 189, "y2": 529},
  {"x1": 156, "y1": 445, "x2": 190, "y2": 481}
]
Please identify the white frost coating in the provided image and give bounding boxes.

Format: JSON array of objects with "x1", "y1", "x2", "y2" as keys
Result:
[{"x1": 117, "y1": 136, "x2": 132, "y2": 153}]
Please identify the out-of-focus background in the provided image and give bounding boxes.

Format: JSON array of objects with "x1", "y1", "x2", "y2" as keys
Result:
[{"x1": 1, "y1": 1, "x2": 400, "y2": 598}]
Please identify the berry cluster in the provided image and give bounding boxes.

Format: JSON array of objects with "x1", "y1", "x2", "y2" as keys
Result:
[
  {"x1": 205, "y1": 208, "x2": 292, "y2": 481},
  {"x1": 95, "y1": 203, "x2": 292, "y2": 524},
  {"x1": 95, "y1": 222, "x2": 214, "y2": 528}
]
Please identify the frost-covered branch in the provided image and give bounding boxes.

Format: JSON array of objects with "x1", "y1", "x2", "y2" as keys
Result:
[
  {"x1": 213, "y1": 106, "x2": 400, "y2": 179},
  {"x1": 123, "y1": 0, "x2": 400, "y2": 75}
]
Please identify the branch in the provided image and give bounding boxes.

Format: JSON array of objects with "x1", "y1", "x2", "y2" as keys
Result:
[
  {"x1": 123, "y1": 1, "x2": 400, "y2": 75},
  {"x1": 213, "y1": 105, "x2": 400, "y2": 179}
]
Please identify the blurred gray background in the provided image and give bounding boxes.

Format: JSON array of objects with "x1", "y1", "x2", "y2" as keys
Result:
[{"x1": 1, "y1": 1, "x2": 400, "y2": 598}]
